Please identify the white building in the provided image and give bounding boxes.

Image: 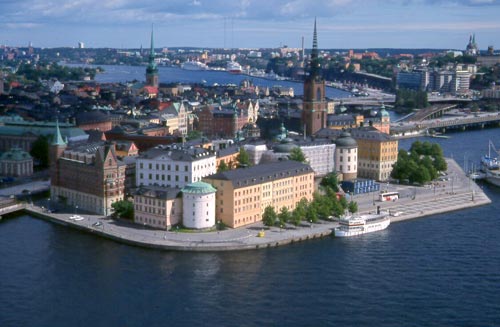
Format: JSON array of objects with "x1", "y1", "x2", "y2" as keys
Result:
[
  {"x1": 181, "y1": 182, "x2": 217, "y2": 229},
  {"x1": 136, "y1": 145, "x2": 216, "y2": 189},
  {"x1": 335, "y1": 132, "x2": 358, "y2": 181}
]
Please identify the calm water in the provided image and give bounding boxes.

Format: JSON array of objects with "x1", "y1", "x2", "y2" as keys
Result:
[
  {"x1": 1, "y1": 131, "x2": 500, "y2": 326},
  {"x1": 75, "y1": 64, "x2": 351, "y2": 98}
]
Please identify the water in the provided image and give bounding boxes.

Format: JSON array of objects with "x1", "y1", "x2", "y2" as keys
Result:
[
  {"x1": 73, "y1": 64, "x2": 351, "y2": 98},
  {"x1": 2, "y1": 123, "x2": 500, "y2": 324}
]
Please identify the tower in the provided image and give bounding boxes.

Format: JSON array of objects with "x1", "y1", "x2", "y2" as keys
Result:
[
  {"x1": 145, "y1": 27, "x2": 159, "y2": 88},
  {"x1": 302, "y1": 19, "x2": 327, "y2": 136},
  {"x1": 49, "y1": 120, "x2": 67, "y2": 199}
]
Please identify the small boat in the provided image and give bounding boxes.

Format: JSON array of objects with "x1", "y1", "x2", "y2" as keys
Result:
[
  {"x1": 226, "y1": 61, "x2": 242, "y2": 74},
  {"x1": 334, "y1": 212, "x2": 390, "y2": 237}
]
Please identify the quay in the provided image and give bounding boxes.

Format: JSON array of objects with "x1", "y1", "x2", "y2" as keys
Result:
[{"x1": 2, "y1": 159, "x2": 493, "y2": 251}]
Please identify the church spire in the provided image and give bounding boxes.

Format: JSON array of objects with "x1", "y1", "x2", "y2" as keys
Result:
[
  {"x1": 309, "y1": 18, "x2": 320, "y2": 79},
  {"x1": 148, "y1": 25, "x2": 157, "y2": 71},
  {"x1": 53, "y1": 119, "x2": 66, "y2": 146}
]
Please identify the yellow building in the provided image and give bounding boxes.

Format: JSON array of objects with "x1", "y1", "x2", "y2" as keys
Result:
[
  {"x1": 351, "y1": 127, "x2": 399, "y2": 181},
  {"x1": 204, "y1": 161, "x2": 314, "y2": 228}
]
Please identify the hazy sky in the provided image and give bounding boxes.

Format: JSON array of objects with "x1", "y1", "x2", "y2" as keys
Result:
[{"x1": 1, "y1": 0, "x2": 499, "y2": 50}]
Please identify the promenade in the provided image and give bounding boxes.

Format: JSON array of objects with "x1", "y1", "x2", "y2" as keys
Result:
[{"x1": 17, "y1": 158, "x2": 492, "y2": 251}]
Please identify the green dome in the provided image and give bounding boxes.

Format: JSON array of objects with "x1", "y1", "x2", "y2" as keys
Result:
[
  {"x1": 378, "y1": 104, "x2": 390, "y2": 118},
  {"x1": 335, "y1": 132, "x2": 357, "y2": 147},
  {"x1": 273, "y1": 138, "x2": 297, "y2": 153},
  {"x1": 182, "y1": 181, "x2": 217, "y2": 194}
]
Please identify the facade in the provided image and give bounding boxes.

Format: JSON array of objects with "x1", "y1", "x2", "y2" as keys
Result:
[
  {"x1": 136, "y1": 145, "x2": 216, "y2": 189},
  {"x1": 181, "y1": 182, "x2": 217, "y2": 229},
  {"x1": 302, "y1": 20, "x2": 327, "y2": 136},
  {"x1": 161, "y1": 102, "x2": 188, "y2": 136},
  {"x1": 197, "y1": 105, "x2": 249, "y2": 138},
  {"x1": 204, "y1": 161, "x2": 314, "y2": 228},
  {"x1": 134, "y1": 186, "x2": 182, "y2": 229},
  {"x1": 0, "y1": 148, "x2": 33, "y2": 177},
  {"x1": 351, "y1": 127, "x2": 398, "y2": 181},
  {"x1": 335, "y1": 132, "x2": 358, "y2": 181},
  {"x1": 50, "y1": 137, "x2": 126, "y2": 215}
]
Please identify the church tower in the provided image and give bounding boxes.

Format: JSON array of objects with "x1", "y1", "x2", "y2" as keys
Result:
[
  {"x1": 49, "y1": 120, "x2": 67, "y2": 199},
  {"x1": 145, "y1": 27, "x2": 159, "y2": 88},
  {"x1": 302, "y1": 19, "x2": 327, "y2": 136}
]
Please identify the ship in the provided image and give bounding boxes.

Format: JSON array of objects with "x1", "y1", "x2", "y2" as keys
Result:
[
  {"x1": 334, "y1": 212, "x2": 390, "y2": 237},
  {"x1": 226, "y1": 61, "x2": 242, "y2": 74},
  {"x1": 480, "y1": 141, "x2": 500, "y2": 187},
  {"x1": 181, "y1": 61, "x2": 208, "y2": 71}
]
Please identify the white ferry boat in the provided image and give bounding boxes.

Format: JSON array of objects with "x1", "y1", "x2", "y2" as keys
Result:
[
  {"x1": 480, "y1": 141, "x2": 500, "y2": 187},
  {"x1": 226, "y1": 61, "x2": 242, "y2": 73},
  {"x1": 181, "y1": 61, "x2": 208, "y2": 71},
  {"x1": 334, "y1": 212, "x2": 390, "y2": 237}
]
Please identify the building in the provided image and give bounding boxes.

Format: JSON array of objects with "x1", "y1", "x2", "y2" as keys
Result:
[
  {"x1": 0, "y1": 148, "x2": 33, "y2": 177},
  {"x1": 204, "y1": 161, "x2": 315, "y2": 228},
  {"x1": 350, "y1": 127, "x2": 398, "y2": 181},
  {"x1": 136, "y1": 145, "x2": 216, "y2": 189},
  {"x1": 334, "y1": 132, "x2": 358, "y2": 181},
  {"x1": 160, "y1": 102, "x2": 188, "y2": 136},
  {"x1": 302, "y1": 19, "x2": 327, "y2": 136},
  {"x1": 134, "y1": 186, "x2": 182, "y2": 229},
  {"x1": 145, "y1": 29, "x2": 159, "y2": 88},
  {"x1": 181, "y1": 182, "x2": 217, "y2": 229},
  {"x1": 50, "y1": 123, "x2": 126, "y2": 215},
  {"x1": 396, "y1": 70, "x2": 428, "y2": 91},
  {"x1": 465, "y1": 34, "x2": 479, "y2": 56},
  {"x1": 197, "y1": 105, "x2": 249, "y2": 138}
]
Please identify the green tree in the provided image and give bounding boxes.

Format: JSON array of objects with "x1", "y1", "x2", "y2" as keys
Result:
[
  {"x1": 262, "y1": 206, "x2": 277, "y2": 227},
  {"x1": 433, "y1": 156, "x2": 447, "y2": 172},
  {"x1": 111, "y1": 200, "x2": 134, "y2": 220},
  {"x1": 217, "y1": 160, "x2": 229, "y2": 173},
  {"x1": 288, "y1": 147, "x2": 307, "y2": 163},
  {"x1": 278, "y1": 206, "x2": 291, "y2": 225},
  {"x1": 236, "y1": 147, "x2": 251, "y2": 168},
  {"x1": 348, "y1": 201, "x2": 358, "y2": 214},
  {"x1": 30, "y1": 135, "x2": 50, "y2": 168},
  {"x1": 320, "y1": 172, "x2": 340, "y2": 192},
  {"x1": 305, "y1": 205, "x2": 319, "y2": 223}
]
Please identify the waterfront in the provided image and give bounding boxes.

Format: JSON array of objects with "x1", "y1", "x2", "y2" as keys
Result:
[
  {"x1": 1, "y1": 129, "x2": 499, "y2": 326},
  {"x1": 72, "y1": 64, "x2": 352, "y2": 98}
]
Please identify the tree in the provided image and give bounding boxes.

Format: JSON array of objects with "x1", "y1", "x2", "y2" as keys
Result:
[
  {"x1": 217, "y1": 160, "x2": 229, "y2": 173},
  {"x1": 30, "y1": 135, "x2": 50, "y2": 168},
  {"x1": 236, "y1": 147, "x2": 251, "y2": 168},
  {"x1": 320, "y1": 172, "x2": 340, "y2": 192},
  {"x1": 278, "y1": 207, "x2": 291, "y2": 225},
  {"x1": 348, "y1": 201, "x2": 358, "y2": 214},
  {"x1": 111, "y1": 200, "x2": 134, "y2": 220},
  {"x1": 292, "y1": 198, "x2": 308, "y2": 225},
  {"x1": 262, "y1": 206, "x2": 277, "y2": 227},
  {"x1": 288, "y1": 147, "x2": 307, "y2": 163}
]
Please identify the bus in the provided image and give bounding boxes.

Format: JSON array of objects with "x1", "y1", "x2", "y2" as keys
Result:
[{"x1": 379, "y1": 191, "x2": 399, "y2": 202}]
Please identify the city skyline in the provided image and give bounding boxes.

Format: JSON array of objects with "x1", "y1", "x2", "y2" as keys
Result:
[{"x1": 1, "y1": 0, "x2": 500, "y2": 50}]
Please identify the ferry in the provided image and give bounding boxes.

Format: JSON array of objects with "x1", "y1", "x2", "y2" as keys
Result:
[
  {"x1": 480, "y1": 141, "x2": 500, "y2": 187},
  {"x1": 226, "y1": 61, "x2": 242, "y2": 74},
  {"x1": 181, "y1": 61, "x2": 208, "y2": 71},
  {"x1": 334, "y1": 212, "x2": 390, "y2": 237}
]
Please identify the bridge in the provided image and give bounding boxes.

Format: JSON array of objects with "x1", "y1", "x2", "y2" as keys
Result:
[
  {"x1": 418, "y1": 113, "x2": 500, "y2": 131},
  {"x1": 407, "y1": 104, "x2": 458, "y2": 122}
]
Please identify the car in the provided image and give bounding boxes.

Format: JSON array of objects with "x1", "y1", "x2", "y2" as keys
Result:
[
  {"x1": 70, "y1": 215, "x2": 84, "y2": 221},
  {"x1": 92, "y1": 221, "x2": 102, "y2": 227}
]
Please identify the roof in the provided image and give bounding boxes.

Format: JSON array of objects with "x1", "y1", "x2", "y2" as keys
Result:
[
  {"x1": 135, "y1": 186, "x2": 181, "y2": 200},
  {"x1": 0, "y1": 148, "x2": 32, "y2": 161},
  {"x1": 140, "y1": 144, "x2": 215, "y2": 162},
  {"x1": 205, "y1": 161, "x2": 313, "y2": 189},
  {"x1": 335, "y1": 132, "x2": 357, "y2": 147},
  {"x1": 182, "y1": 182, "x2": 217, "y2": 194}
]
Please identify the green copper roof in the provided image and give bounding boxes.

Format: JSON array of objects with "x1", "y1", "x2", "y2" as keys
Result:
[
  {"x1": 53, "y1": 120, "x2": 66, "y2": 146},
  {"x1": 309, "y1": 18, "x2": 320, "y2": 79},
  {"x1": 182, "y1": 181, "x2": 217, "y2": 194},
  {"x1": 0, "y1": 148, "x2": 32, "y2": 161},
  {"x1": 147, "y1": 26, "x2": 158, "y2": 73}
]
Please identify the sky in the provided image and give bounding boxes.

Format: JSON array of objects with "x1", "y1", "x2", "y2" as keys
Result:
[{"x1": 1, "y1": 0, "x2": 500, "y2": 50}]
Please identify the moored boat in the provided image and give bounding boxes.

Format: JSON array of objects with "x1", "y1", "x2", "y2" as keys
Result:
[
  {"x1": 334, "y1": 212, "x2": 390, "y2": 237},
  {"x1": 480, "y1": 141, "x2": 500, "y2": 187},
  {"x1": 181, "y1": 61, "x2": 208, "y2": 71}
]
